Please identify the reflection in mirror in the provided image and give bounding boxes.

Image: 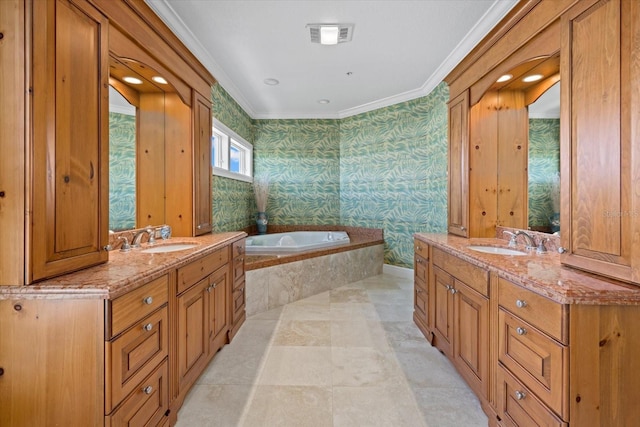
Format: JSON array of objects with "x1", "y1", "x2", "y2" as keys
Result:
[
  {"x1": 109, "y1": 87, "x2": 137, "y2": 231},
  {"x1": 528, "y1": 82, "x2": 560, "y2": 234}
]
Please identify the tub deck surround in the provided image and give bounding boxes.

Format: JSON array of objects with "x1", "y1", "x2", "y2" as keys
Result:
[
  {"x1": 414, "y1": 233, "x2": 640, "y2": 305},
  {"x1": 0, "y1": 232, "x2": 246, "y2": 299},
  {"x1": 245, "y1": 226, "x2": 383, "y2": 271}
]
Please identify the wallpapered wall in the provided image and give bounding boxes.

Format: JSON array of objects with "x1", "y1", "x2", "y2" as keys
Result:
[
  {"x1": 253, "y1": 119, "x2": 341, "y2": 225},
  {"x1": 340, "y1": 83, "x2": 449, "y2": 267},
  {"x1": 528, "y1": 118, "x2": 560, "y2": 229},
  {"x1": 211, "y1": 82, "x2": 449, "y2": 267},
  {"x1": 211, "y1": 84, "x2": 256, "y2": 232},
  {"x1": 109, "y1": 112, "x2": 136, "y2": 231}
]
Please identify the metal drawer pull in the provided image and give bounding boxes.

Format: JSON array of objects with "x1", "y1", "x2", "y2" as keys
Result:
[
  {"x1": 515, "y1": 299, "x2": 527, "y2": 308},
  {"x1": 143, "y1": 386, "x2": 153, "y2": 395},
  {"x1": 143, "y1": 296, "x2": 153, "y2": 305},
  {"x1": 515, "y1": 390, "x2": 526, "y2": 400},
  {"x1": 516, "y1": 327, "x2": 526, "y2": 336},
  {"x1": 143, "y1": 323, "x2": 153, "y2": 331}
]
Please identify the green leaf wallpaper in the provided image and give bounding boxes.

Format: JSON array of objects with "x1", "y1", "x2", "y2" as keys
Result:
[
  {"x1": 109, "y1": 112, "x2": 136, "y2": 231},
  {"x1": 528, "y1": 118, "x2": 560, "y2": 229},
  {"x1": 208, "y1": 82, "x2": 450, "y2": 267},
  {"x1": 340, "y1": 83, "x2": 450, "y2": 267}
]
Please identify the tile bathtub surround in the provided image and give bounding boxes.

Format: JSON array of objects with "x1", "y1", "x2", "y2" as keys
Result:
[
  {"x1": 245, "y1": 244, "x2": 384, "y2": 316},
  {"x1": 176, "y1": 274, "x2": 487, "y2": 427}
]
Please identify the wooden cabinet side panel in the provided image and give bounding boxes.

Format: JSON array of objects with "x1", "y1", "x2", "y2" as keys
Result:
[
  {"x1": 448, "y1": 90, "x2": 470, "y2": 237},
  {"x1": 0, "y1": 0, "x2": 26, "y2": 285},
  {"x1": 0, "y1": 299, "x2": 104, "y2": 426},
  {"x1": 193, "y1": 92, "x2": 212, "y2": 236}
]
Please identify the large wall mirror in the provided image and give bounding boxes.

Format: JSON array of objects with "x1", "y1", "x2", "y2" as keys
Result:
[
  {"x1": 108, "y1": 57, "x2": 178, "y2": 231},
  {"x1": 488, "y1": 54, "x2": 560, "y2": 234}
]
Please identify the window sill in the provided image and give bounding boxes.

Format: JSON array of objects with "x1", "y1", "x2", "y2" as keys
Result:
[{"x1": 213, "y1": 167, "x2": 253, "y2": 183}]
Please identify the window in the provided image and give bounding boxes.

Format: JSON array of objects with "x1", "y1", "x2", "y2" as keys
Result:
[{"x1": 212, "y1": 119, "x2": 253, "y2": 182}]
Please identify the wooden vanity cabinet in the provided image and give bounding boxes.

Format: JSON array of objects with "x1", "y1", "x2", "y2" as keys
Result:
[
  {"x1": 31, "y1": 0, "x2": 110, "y2": 281},
  {"x1": 413, "y1": 240, "x2": 431, "y2": 338},
  {"x1": 431, "y1": 247, "x2": 490, "y2": 400},
  {"x1": 105, "y1": 275, "x2": 170, "y2": 426},
  {"x1": 193, "y1": 92, "x2": 213, "y2": 236},
  {"x1": 560, "y1": 0, "x2": 640, "y2": 285},
  {"x1": 175, "y1": 248, "x2": 230, "y2": 400},
  {"x1": 229, "y1": 238, "x2": 247, "y2": 341}
]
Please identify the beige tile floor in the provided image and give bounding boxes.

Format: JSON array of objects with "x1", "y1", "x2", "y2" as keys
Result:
[{"x1": 176, "y1": 273, "x2": 488, "y2": 427}]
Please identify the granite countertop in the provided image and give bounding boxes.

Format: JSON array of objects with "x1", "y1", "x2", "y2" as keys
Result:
[
  {"x1": 414, "y1": 233, "x2": 640, "y2": 305},
  {"x1": 0, "y1": 232, "x2": 246, "y2": 300}
]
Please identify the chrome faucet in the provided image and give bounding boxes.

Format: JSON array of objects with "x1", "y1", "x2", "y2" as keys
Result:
[
  {"x1": 515, "y1": 230, "x2": 536, "y2": 250},
  {"x1": 132, "y1": 227, "x2": 156, "y2": 247}
]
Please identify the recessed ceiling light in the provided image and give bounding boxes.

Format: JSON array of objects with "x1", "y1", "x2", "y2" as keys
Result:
[
  {"x1": 496, "y1": 74, "x2": 512, "y2": 83},
  {"x1": 123, "y1": 76, "x2": 142, "y2": 85},
  {"x1": 264, "y1": 78, "x2": 280, "y2": 86},
  {"x1": 152, "y1": 76, "x2": 168, "y2": 85},
  {"x1": 346, "y1": 71, "x2": 353, "y2": 76},
  {"x1": 523, "y1": 74, "x2": 543, "y2": 83},
  {"x1": 318, "y1": 99, "x2": 330, "y2": 104}
]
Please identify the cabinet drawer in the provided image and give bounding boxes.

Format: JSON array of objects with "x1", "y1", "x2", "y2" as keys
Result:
[
  {"x1": 433, "y1": 247, "x2": 488, "y2": 296},
  {"x1": 498, "y1": 278, "x2": 568, "y2": 343},
  {"x1": 106, "y1": 307, "x2": 169, "y2": 412},
  {"x1": 232, "y1": 254, "x2": 245, "y2": 285},
  {"x1": 415, "y1": 254, "x2": 428, "y2": 283},
  {"x1": 414, "y1": 239, "x2": 429, "y2": 259},
  {"x1": 497, "y1": 365, "x2": 567, "y2": 427},
  {"x1": 109, "y1": 275, "x2": 168, "y2": 338},
  {"x1": 177, "y1": 248, "x2": 229, "y2": 294},
  {"x1": 232, "y1": 238, "x2": 245, "y2": 258},
  {"x1": 107, "y1": 359, "x2": 169, "y2": 427},
  {"x1": 498, "y1": 309, "x2": 568, "y2": 418},
  {"x1": 232, "y1": 285, "x2": 245, "y2": 323},
  {"x1": 414, "y1": 282, "x2": 428, "y2": 322}
]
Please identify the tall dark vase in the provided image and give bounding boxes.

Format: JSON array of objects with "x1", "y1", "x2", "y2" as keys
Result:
[{"x1": 256, "y1": 212, "x2": 268, "y2": 235}]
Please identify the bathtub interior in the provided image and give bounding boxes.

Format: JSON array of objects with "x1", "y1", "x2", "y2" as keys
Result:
[{"x1": 246, "y1": 231, "x2": 350, "y2": 253}]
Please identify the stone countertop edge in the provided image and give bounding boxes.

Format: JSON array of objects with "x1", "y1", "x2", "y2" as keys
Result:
[
  {"x1": 414, "y1": 233, "x2": 640, "y2": 306},
  {"x1": 0, "y1": 232, "x2": 247, "y2": 300}
]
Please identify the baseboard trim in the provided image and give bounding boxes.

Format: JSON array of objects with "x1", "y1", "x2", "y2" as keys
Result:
[{"x1": 383, "y1": 264, "x2": 413, "y2": 279}]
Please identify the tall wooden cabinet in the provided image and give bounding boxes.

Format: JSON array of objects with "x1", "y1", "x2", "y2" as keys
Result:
[
  {"x1": 447, "y1": 90, "x2": 470, "y2": 237},
  {"x1": 193, "y1": 92, "x2": 213, "y2": 236},
  {"x1": 31, "y1": 0, "x2": 109, "y2": 281},
  {"x1": 560, "y1": 0, "x2": 640, "y2": 284}
]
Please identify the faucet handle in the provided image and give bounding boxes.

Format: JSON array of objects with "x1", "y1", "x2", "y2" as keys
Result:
[
  {"x1": 146, "y1": 227, "x2": 156, "y2": 245},
  {"x1": 536, "y1": 237, "x2": 548, "y2": 254},
  {"x1": 118, "y1": 236, "x2": 131, "y2": 252},
  {"x1": 503, "y1": 231, "x2": 517, "y2": 247}
]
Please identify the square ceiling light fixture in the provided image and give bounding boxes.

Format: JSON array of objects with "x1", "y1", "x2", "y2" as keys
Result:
[{"x1": 307, "y1": 23, "x2": 354, "y2": 45}]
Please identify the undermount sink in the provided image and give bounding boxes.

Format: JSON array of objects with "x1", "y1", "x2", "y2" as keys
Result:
[
  {"x1": 140, "y1": 243, "x2": 198, "y2": 253},
  {"x1": 467, "y1": 245, "x2": 527, "y2": 256}
]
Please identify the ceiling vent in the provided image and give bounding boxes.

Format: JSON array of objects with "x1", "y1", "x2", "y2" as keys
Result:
[{"x1": 307, "y1": 24, "x2": 354, "y2": 45}]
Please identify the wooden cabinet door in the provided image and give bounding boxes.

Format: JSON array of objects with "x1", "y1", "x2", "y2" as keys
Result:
[
  {"x1": 193, "y1": 92, "x2": 212, "y2": 235},
  {"x1": 177, "y1": 277, "x2": 208, "y2": 391},
  {"x1": 0, "y1": 299, "x2": 104, "y2": 426},
  {"x1": 448, "y1": 90, "x2": 470, "y2": 237},
  {"x1": 31, "y1": 0, "x2": 109, "y2": 281},
  {"x1": 207, "y1": 266, "x2": 229, "y2": 354},
  {"x1": 413, "y1": 254, "x2": 429, "y2": 329},
  {"x1": 432, "y1": 266, "x2": 454, "y2": 357},
  {"x1": 560, "y1": 0, "x2": 640, "y2": 283},
  {"x1": 453, "y1": 280, "x2": 489, "y2": 399}
]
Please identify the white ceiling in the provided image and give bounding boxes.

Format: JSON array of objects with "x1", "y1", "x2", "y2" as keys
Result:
[{"x1": 146, "y1": 0, "x2": 518, "y2": 119}]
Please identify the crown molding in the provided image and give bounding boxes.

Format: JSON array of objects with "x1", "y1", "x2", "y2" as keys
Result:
[{"x1": 146, "y1": 0, "x2": 517, "y2": 120}]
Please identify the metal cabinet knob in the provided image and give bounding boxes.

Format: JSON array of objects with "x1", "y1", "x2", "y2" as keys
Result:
[
  {"x1": 143, "y1": 296, "x2": 153, "y2": 305},
  {"x1": 460, "y1": 226, "x2": 467, "y2": 231},
  {"x1": 516, "y1": 327, "x2": 526, "y2": 336},
  {"x1": 515, "y1": 390, "x2": 526, "y2": 400},
  {"x1": 516, "y1": 299, "x2": 527, "y2": 308},
  {"x1": 558, "y1": 247, "x2": 567, "y2": 254},
  {"x1": 143, "y1": 386, "x2": 153, "y2": 395},
  {"x1": 450, "y1": 287, "x2": 457, "y2": 295},
  {"x1": 143, "y1": 323, "x2": 153, "y2": 332}
]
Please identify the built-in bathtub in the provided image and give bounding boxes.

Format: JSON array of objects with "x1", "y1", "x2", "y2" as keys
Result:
[
  {"x1": 246, "y1": 231, "x2": 350, "y2": 254},
  {"x1": 244, "y1": 226, "x2": 384, "y2": 316}
]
